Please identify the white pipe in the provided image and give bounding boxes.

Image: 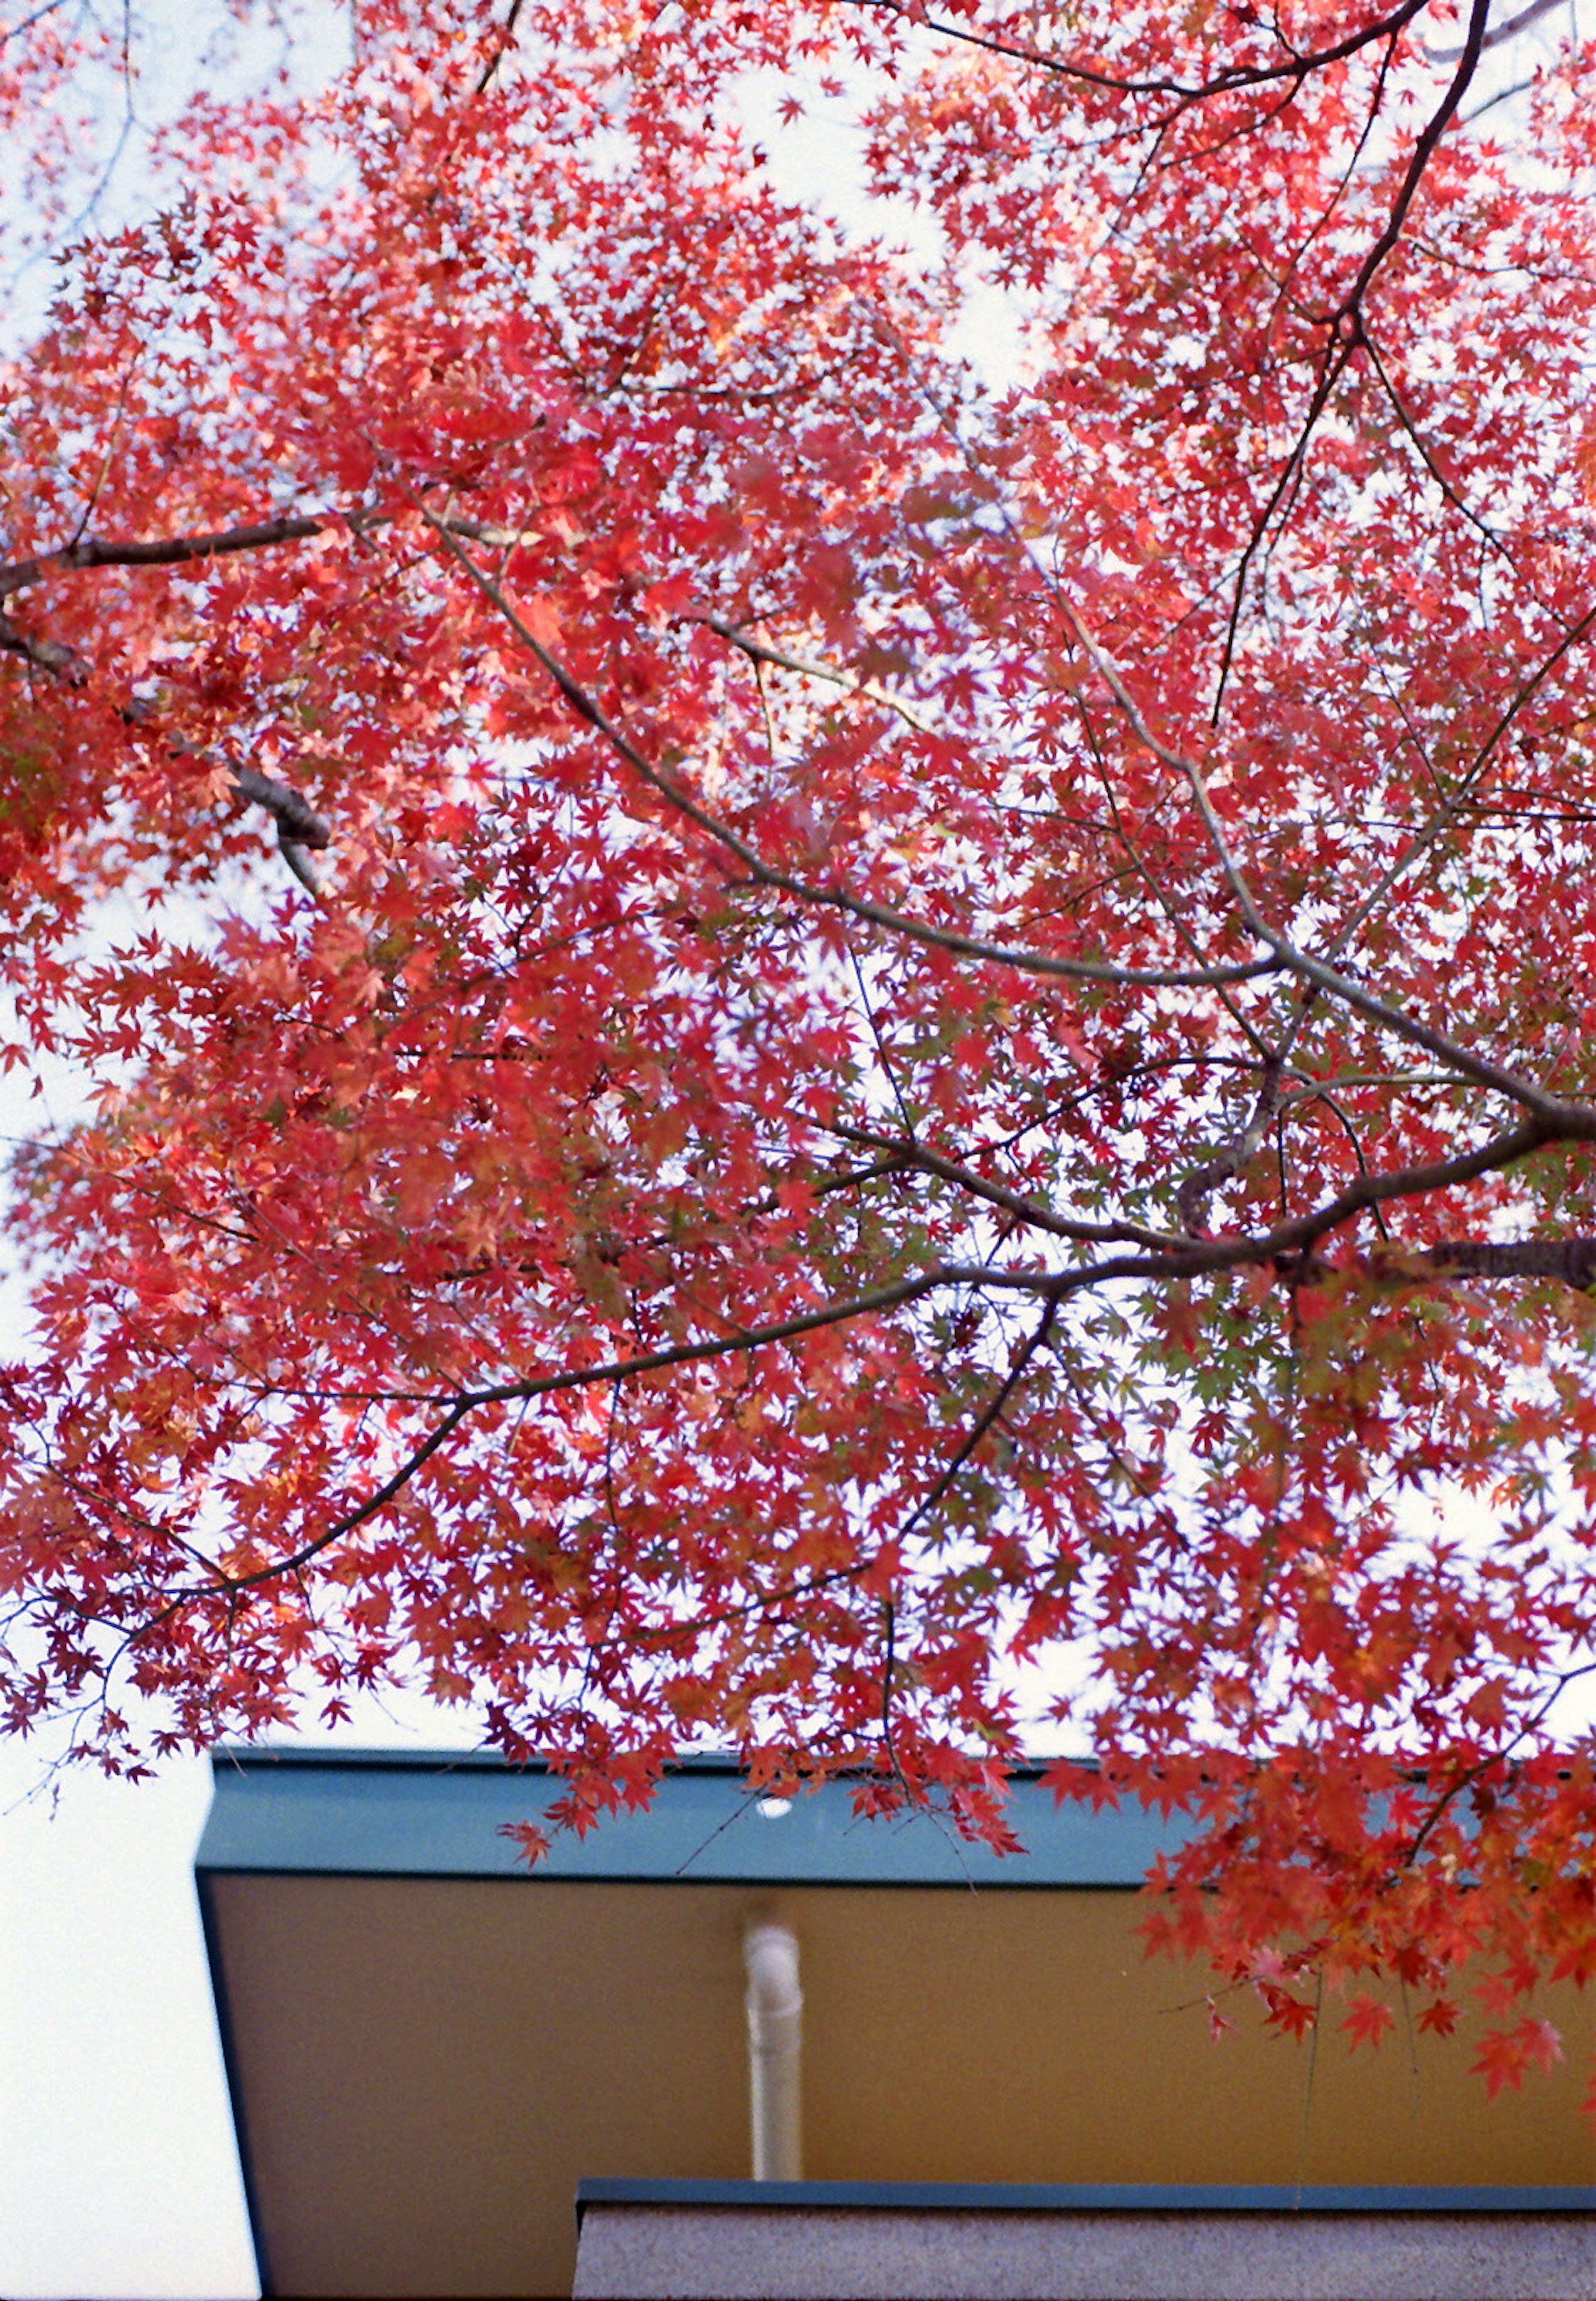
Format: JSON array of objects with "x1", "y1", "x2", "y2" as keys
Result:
[{"x1": 743, "y1": 1920, "x2": 803, "y2": 2181}]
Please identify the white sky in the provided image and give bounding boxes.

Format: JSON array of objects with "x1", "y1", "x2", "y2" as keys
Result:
[
  {"x1": 1, "y1": 1744, "x2": 259, "y2": 2298},
  {"x1": 0, "y1": 1687, "x2": 498, "y2": 2298}
]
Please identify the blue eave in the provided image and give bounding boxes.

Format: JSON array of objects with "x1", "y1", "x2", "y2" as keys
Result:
[
  {"x1": 195, "y1": 1747, "x2": 1195, "y2": 1887},
  {"x1": 575, "y1": 2177, "x2": 1596, "y2": 2217}
]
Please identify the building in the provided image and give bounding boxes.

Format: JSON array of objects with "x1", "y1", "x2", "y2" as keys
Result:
[{"x1": 196, "y1": 1748, "x2": 1596, "y2": 2298}]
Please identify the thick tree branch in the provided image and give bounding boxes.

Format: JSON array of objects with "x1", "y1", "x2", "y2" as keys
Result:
[
  {"x1": 0, "y1": 616, "x2": 89, "y2": 681},
  {"x1": 0, "y1": 511, "x2": 339, "y2": 600},
  {"x1": 231, "y1": 765, "x2": 332, "y2": 894},
  {"x1": 1371, "y1": 1238, "x2": 1596, "y2": 1287},
  {"x1": 791, "y1": 1116, "x2": 1596, "y2": 1307}
]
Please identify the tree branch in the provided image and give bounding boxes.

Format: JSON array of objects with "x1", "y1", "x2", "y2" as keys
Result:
[
  {"x1": 177, "y1": 1263, "x2": 968, "y2": 1598},
  {"x1": 422, "y1": 510, "x2": 1275, "y2": 992},
  {"x1": 1054, "y1": 597, "x2": 1573, "y2": 1121},
  {"x1": 832, "y1": 0, "x2": 1433, "y2": 104},
  {"x1": 1372, "y1": 1238, "x2": 1596, "y2": 1288},
  {"x1": 1426, "y1": 0, "x2": 1569, "y2": 62},
  {"x1": 1176, "y1": 1054, "x2": 1284, "y2": 1238},
  {"x1": 1318, "y1": 595, "x2": 1596, "y2": 968},
  {"x1": 473, "y1": 0, "x2": 526, "y2": 94},
  {"x1": 697, "y1": 612, "x2": 941, "y2": 735},
  {"x1": 0, "y1": 511, "x2": 340, "y2": 600},
  {"x1": 231, "y1": 765, "x2": 332, "y2": 895},
  {"x1": 1335, "y1": 0, "x2": 1493, "y2": 324},
  {"x1": 823, "y1": 1116, "x2": 1189, "y2": 1250},
  {"x1": 898, "y1": 1299, "x2": 1058, "y2": 1541},
  {"x1": 0, "y1": 616, "x2": 89, "y2": 682}
]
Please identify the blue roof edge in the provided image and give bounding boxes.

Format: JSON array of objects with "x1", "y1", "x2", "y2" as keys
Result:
[
  {"x1": 194, "y1": 1745, "x2": 1194, "y2": 1888},
  {"x1": 202, "y1": 1744, "x2": 1080, "y2": 1777},
  {"x1": 574, "y1": 2177, "x2": 1596, "y2": 2220}
]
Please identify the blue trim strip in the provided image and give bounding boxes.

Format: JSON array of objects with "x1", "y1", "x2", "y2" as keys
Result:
[
  {"x1": 574, "y1": 2178, "x2": 1596, "y2": 2220},
  {"x1": 195, "y1": 1748, "x2": 1193, "y2": 1887}
]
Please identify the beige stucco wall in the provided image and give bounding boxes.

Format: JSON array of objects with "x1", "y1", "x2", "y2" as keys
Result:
[{"x1": 207, "y1": 1874, "x2": 1596, "y2": 2297}]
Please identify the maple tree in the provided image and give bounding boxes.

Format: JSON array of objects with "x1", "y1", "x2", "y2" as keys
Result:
[{"x1": 3, "y1": 0, "x2": 1596, "y2": 2089}]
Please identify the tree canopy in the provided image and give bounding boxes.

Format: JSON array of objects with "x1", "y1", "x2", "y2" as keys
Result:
[{"x1": 4, "y1": 0, "x2": 1596, "y2": 2096}]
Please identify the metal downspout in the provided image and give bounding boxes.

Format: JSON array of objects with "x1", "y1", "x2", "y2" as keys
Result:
[{"x1": 743, "y1": 1921, "x2": 803, "y2": 2180}]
